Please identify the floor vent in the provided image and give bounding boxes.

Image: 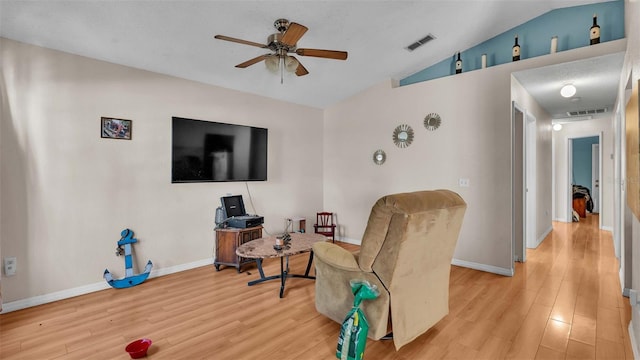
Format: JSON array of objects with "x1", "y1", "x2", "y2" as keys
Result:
[
  {"x1": 406, "y1": 34, "x2": 436, "y2": 51},
  {"x1": 567, "y1": 107, "x2": 608, "y2": 116}
]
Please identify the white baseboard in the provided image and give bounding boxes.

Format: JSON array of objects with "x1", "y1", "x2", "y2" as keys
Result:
[
  {"x1": 553, "y1": 217, "x2": 570, "y2": 223},
  {"x1": 451, "y1": 258, "x2": 514, "y2": 277},
  {"x1": 1, "y1": 258, "x2": 213, "y2": 314},
  {"x1": 336, "y1": 236, "x2": 360, "y2": 245},
  {"x1": 529, "y1": 226, "x2": 553, "y2": 249},
  {"x1": 1, "y1": 281, "x2": 112, "y2": 314},
  {"x1": 629, "y1": 322, "x2": 640, "y2": 360},
  {"x1": 148, "y1": 258, "x2": 213, "y2": 278},
  {"x1": 601, "y1": 225, "x2": 613, "y2": 232}
]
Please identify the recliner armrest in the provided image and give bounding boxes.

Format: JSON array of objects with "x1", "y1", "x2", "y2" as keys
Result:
[{"x1": 312, "y1": 242, "x2": 361, "y2": 272}]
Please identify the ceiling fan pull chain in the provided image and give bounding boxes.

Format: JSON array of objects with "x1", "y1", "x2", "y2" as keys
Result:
[{"x1": 280, "y1": 57, "x2": 284, "y2": 84}]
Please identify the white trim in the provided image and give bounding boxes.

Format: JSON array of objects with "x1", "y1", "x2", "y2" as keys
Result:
[
  {"x1": 1, "y1": 281, "x2": 111, "y2": 314},
  {"x1": 554, "y1": 217, "x2": 570, "y2": 223},
  {"x1": 530, "y1": 226, "x2": 553, "y2": 249},
  {"x1": 452, "y1": 258, "x2": 514, "y2": 277},
  {"x1": 629, "y1": 322, "x2": 640, "y2": 360},
  {"x1": 601, "y1": 226, "x2": 613, "y2": 232},
  {"x1": 1, "y1": 258, "x2": 213, "y2": 314},
  {"x1": 336, "y1": 236, "x2": 361, "y2": 245},
  {"x1": 147, "y1": 258, "x2": 213, "y2": 278}
]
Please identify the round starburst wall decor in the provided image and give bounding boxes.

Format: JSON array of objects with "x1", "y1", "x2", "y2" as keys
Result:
[
  {"x1": 424, "y1": 113, "x2": 442, "y2": 131},
  {"x1": 373, "y1": 149, "x2": 386, "y2": 165},
  {"x1": 392, "y1": 124, "x2": 414, "y2": 148}
]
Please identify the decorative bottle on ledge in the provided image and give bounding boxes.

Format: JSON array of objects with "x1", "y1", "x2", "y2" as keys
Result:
[
  {"x1": 455, "y1": 52, "x2": 462, "y2": 74},
  {"x1": 512, "y1": 35, "x2": 521, "y2": 61},
  {"x1": 590, "y1": 13, "x2": 600, "y2": 45}
]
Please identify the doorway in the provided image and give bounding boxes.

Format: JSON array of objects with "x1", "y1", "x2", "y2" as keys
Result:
[
  {"x1": 592, "y1": 143, "x2": 600, "y2": 213},
  {"x1": 567, "y1": 134, "x2": 602, "y2": 227},
  {"x1": 512, "y1": 102, "x2": 536, "y2": 262}
]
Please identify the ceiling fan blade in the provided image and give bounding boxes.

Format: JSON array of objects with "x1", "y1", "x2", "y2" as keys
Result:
[
  {"x1": 235, "y1": 54, "x2": 270, "y2": 68},
  {"x1": 214, "y1": 35, "x2": 268, "y2": 49},
  {"x1": 280, "y1": 22, "x2": 308, "y2": 46},
  {"x1": 296, "y1": 48, "x2": 348, "y2": 60},
  {"x1": 290, "y1": 56, "x2": 309, "y2": 76}
]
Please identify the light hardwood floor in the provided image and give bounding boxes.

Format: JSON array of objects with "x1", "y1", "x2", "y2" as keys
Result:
[{"x1": 0, "y1": 214, "x2": 633, "y2": 359}]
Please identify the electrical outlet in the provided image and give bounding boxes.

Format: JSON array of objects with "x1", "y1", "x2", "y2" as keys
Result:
[
  {"x1": 3, "y1": 257, "x2": 17, "y2": 276},
  {"x1": 458, "y1": 178, "x2": 470, "y2": 187}
]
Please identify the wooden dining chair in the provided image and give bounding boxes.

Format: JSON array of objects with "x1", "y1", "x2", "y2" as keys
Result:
[{"x1": 314, "y1": 212, "x2": 336, "y2": 242}]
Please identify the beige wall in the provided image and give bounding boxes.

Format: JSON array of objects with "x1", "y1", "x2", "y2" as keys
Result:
[
  {"x1": 0, "y1": 38, "x2": 324, "y2": 304},
  {"x1": 511, "y1": 76, "x2": 554, "y2": 246},
  {"x1": 323, "y1": 39, "x2": 626, "y2": 274}
]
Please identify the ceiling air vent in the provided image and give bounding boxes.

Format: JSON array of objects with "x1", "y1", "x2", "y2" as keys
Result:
[
  {"x1": 567, "y1": 107, "x2": 608, "y2": 116},
  {"x1": 406, "y1": 34, "x2": 436, "y2": 51}
]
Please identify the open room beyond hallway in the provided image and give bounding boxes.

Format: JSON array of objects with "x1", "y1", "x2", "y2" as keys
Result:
[{"x1": 0, "y1": 214, "x2": 632, "y2": 359}]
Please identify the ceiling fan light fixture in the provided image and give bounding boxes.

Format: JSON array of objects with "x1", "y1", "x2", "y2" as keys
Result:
[
  {"x1": 560, "y1": 84, "x2": 577, "y2": 98},
  {"x1": 265, "y1": 55, "x2": 279, "y2": 73},
  {"x1": 285, "y1": 56, "x2": 299, "y2": 72}
]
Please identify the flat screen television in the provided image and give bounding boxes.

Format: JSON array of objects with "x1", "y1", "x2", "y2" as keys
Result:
[{"x1": 171, "y1": 117, "x2": 268, "y2": 183}]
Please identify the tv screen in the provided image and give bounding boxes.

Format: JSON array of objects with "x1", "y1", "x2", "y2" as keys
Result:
[{"x1": 171, "y1": 117, "x2": 268, "y2": 183}]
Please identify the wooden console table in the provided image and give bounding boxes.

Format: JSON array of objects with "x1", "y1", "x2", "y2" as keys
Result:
[{"x1": 214, "y1": 226, "x2": 262, "y2": 272}]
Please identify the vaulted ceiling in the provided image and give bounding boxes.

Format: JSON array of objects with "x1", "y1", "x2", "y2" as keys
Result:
[{"x1": 0, "y1": 0, "x2": 616, "y2": 109}]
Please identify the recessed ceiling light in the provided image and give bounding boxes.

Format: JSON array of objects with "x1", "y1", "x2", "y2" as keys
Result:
[
  {"x1": 560, "y1": 84, "x2": 577, "y2": 98},
  {"x1": 553, "y1": 123, "x2": 563, "y2": 131}
]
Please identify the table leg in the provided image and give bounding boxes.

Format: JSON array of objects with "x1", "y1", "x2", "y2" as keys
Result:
[
  {"x1": 246, "y1": 252, "x2": 316, "y2": 294},
  {"x1": 280, "y1": 256, "x2": 287, "y2": 298},
  {"x1": 256, "y1": 258, "x2": 265, "y2": 279},
  {"x1": 304, "y1": 250, "x2": 314, "y2": 277},
  {"x1": 248, "y1": 258, "x2": 281, "y2": 286}
]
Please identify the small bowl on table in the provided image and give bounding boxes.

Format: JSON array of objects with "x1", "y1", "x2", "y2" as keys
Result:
[{"x1": 125, "y1": 338, "x2": 152, "y2": 359}]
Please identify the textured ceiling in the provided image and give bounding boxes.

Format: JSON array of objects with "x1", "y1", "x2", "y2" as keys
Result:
[
  {"x1": 0, "y1": 0, "x2": 614, "y2": 109},
  {"x1": 513, "y1": 52, "x2": 625, "y2": 120}
]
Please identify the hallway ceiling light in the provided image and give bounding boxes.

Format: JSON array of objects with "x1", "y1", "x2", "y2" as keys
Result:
[
  {"x1": 553, "y1": 123, "x2": 563, "y2": 131},
  {"x1": 560, "y1": 84, "x2": 577, "y2": 98}
]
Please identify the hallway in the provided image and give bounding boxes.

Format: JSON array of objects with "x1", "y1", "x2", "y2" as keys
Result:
[{"x1": 389, "y1": 213, "x2": 634, "y2": 359}]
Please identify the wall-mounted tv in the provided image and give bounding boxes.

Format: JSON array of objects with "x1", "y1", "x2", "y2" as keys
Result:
[{"x1": 171, "y1": 117, "x2": 268, "y2": 183}]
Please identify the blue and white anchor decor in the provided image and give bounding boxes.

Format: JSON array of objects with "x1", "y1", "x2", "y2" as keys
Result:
[{"x1": 103, "y1": 229, "x2": 153, "y2": 289}]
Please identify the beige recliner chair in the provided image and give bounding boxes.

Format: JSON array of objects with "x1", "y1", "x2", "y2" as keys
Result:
[{"x1": 312, "y1": 189, "x2": 466, "y2": 350}]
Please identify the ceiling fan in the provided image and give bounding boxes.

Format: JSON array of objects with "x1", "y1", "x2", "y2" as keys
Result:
[{"x1": 214, "y1": 19, "x2": 348, "y2": 82}]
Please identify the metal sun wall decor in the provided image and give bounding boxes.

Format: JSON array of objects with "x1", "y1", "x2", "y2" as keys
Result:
[
  {"x1": 393, "y1": 124, "x2": 414, "y2": 148},
  {"x1": 373, "y1": 149, "x2": 386, "y2": 165},
  {"x1": 424, "y1": 113, "x2": 442, "y2": 131}
]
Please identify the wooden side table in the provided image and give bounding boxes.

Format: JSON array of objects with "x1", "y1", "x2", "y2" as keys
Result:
[{"x1": 214, "y1": 226, "x2": 262, "y2": 272}]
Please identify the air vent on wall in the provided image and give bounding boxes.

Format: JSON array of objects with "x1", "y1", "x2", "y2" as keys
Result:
[
  {"x1": 567, "y1": 107, "x2": 608, "y2": 116},
  {"x1": 406, "y1": 34, "x2": 436, "y2": 51}
]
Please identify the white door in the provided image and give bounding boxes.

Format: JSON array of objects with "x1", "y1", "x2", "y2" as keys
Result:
[
  {"x1": 525, "y1": 113, "x2": 537, "y2": 248},
  {"x1": 512, "y1": 102, "x2": 525, "y2": 262},
  {"x1": 592, "y1": 143, "x2": 600, "y2": 213}
]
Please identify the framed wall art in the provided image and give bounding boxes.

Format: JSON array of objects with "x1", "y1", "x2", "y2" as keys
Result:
[{"x1": 101, "y1": 117, "x2": 132, "y2": 140}]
